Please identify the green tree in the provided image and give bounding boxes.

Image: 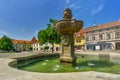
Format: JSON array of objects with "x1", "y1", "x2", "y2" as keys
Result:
[
  {"x1": 44, "y1": 46, "x2": 49, "y2": 51},
  {"x1": 0, "y1": 35, "x2": 13, "y2": 51},
  {"x1": 38, "y1": 18, "x2": 61, "y2": 53},
  {"x1": 29, "y1": 47, "x2": 33, "y2": 51},
  {"x1": 45, "y1": 18, "x2": 61, "y2": 53},
  {"x1": 38, "y1": 30, "x2": 48, "y2": 45}
]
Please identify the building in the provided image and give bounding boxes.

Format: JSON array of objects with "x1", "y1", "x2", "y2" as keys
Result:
[
  {"x1": 84, "y1": 21, "x2": 120, "y2": 50},
  {"x1": 0, "y1": 37, "x2": 31, "y2": 51},
  {"x1": 31, "y1": 37, "x2": 61, "y2": 52},
  {"x1": 41, "y1": 42, "x2": 61, "y2": 52},
  {"x1": 0, "y1": 36, "x2": 61, "y2": 52},
  {"x1": 12, "y1": 39, "x2": 31, "y2": 51},
  {"x1": 31, "y1": 37, "x2": 40, "y2": 52},
  {"x1": 54, "y1": 43, "x2": 61, "y2": 52},
  {"x1": 74, "y1": 29, "x2": 85, "y2": 50}
]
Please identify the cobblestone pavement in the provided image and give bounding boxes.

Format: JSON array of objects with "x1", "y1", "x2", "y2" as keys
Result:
[
  {"x1": 0, "y1": 51, "x2": 120, "y2": 80},
  {"x1": 0, "y1": 51, "x2": 52, "y2": 58},
  {"x1": 0, "y1": 52, "x2": 36, "y2": 58}
]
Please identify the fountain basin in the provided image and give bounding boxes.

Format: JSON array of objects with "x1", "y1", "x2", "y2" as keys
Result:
[{"x1": 10, "y1": 56, "x2": 120, "y2": 73}]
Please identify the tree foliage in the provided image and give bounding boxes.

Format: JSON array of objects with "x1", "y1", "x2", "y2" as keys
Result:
[
  {"x1": 38, "y1": 18, "x2": 61, "y2": 45},
  {"x1": 46, "y1": 18, "x2": 61, "y2": 44},
  {"x1": 38, "y1": 30, "x2": 48, "y2": 45},
  {"x1": 0, "y1": 35, "x2": 13, "y2": 51},
  {"x1": 38, "y1": 18, "x2": 61, "y2": 52},
  {"x1": 44, "y1": 46, "x2": 49, "y2": 51},
  {"x1": 29, "y1": 47, "x2": 33, "y2": 51}
]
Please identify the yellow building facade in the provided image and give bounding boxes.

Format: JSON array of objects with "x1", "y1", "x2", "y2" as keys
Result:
[{"x1": 74, "y1": 29, "x2": 85, "y2": 50}]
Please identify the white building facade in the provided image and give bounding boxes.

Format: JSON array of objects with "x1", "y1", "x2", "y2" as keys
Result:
[
  {"x1": 84, "y1": 21, "x2": 120, "y2": 50},
  {"x1": 31, "y1": 37, "x2": 61, "y2": 52}
]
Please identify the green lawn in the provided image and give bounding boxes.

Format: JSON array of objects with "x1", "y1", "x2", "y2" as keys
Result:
[{"x1": 17, "y1": 58, "x2": 120, "y2": 74}]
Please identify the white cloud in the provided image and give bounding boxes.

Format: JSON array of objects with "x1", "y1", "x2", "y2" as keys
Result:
[
  {"x1": 69, "y1": 3, "x2": 76, "y2": 8},
  {"x1": 68, "y1": 1, "x2": 81, "y2": 10},
  {"x1": 66, "y1": 0, "x2": 70, "y2": 4},
  {"x1": 0, "y1": 31, "x2": 9, "y2": 36},
  {"x1": 34, "y1": 30, "x2": 38, "y2": 35},
  {"x1": 91, "y1": 4, "x2": 104, "y2": 15}
]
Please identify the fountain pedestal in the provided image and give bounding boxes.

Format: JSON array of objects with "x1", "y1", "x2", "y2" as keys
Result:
[
  {"x1": 60, "y1": 35, "x2": 76, "y2": 64},
  {"x1": 54, "y1": 8, "x2": 83, "y2": 65}
]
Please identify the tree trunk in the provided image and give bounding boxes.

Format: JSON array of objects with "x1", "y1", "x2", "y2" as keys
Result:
[{"x1": 52, "y1": 43, "x2": 54, "y2": 53}]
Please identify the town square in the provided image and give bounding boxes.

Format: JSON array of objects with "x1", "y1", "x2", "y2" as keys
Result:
[{"x1": 0, "y1": 0, "x2": 120, "y2": 80}]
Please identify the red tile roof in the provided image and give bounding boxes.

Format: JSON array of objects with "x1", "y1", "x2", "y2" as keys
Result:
[
  {"x1": 15, "y1": 40, "x2": 31, "y2": 44},
  {"x1": 1, "y1": 38, "x2": 32, "y2": 44},
  {"x1": 11, "y1": 39, "x2": 31, "y2": 44},
  {"x1": 31, "y1": 37, "x2": 38, "y2": 43},
  {"x1": 74, "y1": 29, "x2": 84, "y2": 37},
  {"x1": 11, "y1": 39, "x2": 16, "y2": 44},
  {"x1": 84, "y1": 21, "x2": 120, "y2": 32}
]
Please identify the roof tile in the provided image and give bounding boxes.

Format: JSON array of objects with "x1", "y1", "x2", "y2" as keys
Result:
[{"x1": 84, "y1": 21, "x2": 120, "y2": 32}]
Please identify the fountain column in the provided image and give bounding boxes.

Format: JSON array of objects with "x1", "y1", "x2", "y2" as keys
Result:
[
  {"x1": 54, "y1": 8, "x2": 83, "y2": 65},
  {"x1": 60, "y1": 34, "x2": 76, "y2": 64}
]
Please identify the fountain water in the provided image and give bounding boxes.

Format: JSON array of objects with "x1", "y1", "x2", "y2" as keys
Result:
[{"x1": 54, "y1": 8, "x2": 83, "y2": 65}]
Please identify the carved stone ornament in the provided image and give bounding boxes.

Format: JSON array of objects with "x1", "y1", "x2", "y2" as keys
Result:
[
  {"x1": 54, "y1": 8, "x2": 83, "y2": 65},
  {"x1": 63, "y1": 8, "x2": 73, "y2": 20}
]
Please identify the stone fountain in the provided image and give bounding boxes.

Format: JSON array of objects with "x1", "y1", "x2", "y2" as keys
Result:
[{"x1": 54, "y1": 8, "x2": 83, "y2": 65}]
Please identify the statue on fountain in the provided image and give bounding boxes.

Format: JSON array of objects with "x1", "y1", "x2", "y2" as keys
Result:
[
  {"x1": 54, "y1": 8, "x2": 83, "y2": 65},
  {"x1": 63, "y1": 8, "x2": 72, "y2": 20}
]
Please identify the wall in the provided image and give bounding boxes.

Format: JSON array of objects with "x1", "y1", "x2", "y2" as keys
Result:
[
  {"x1": 84, "y1": 26, "x2": 120, "y2": 50},
  {"x1": 77, "y1": 52, "x2": 120, "y2": 64}
]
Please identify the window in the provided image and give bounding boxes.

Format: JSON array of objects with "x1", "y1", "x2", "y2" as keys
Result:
[
  {"x1": 79, "y1": 39, "x2": 81, "y2": 42},
  {"x1": 115, "y1": 32, "x2": 120, "y2": 39},
  {"x1": 99, "y1": 35, "x2": 103, "y2": 40},
  {"x1": 76, "y1": 40, "x2": 78, "y2": 43},
  {"x1": 106, "y1": 33, "x2": 111, "y2": 39},
  {"x1": 116, "y1": 27, "x2": 119, "y2": 29},
  {"x1": 36, "y1": 48, "x2": 38, "y2": 50},
  {"x1": 99, "y1": 30, "x2": 102, "y2": 32},
  {"x1": 86, "y1": 37, "x2": 89, "y2": 41},
  {"x1": 41, "y1": 48, "x2": 43, "y2": 50},
  {"x1": 92, "y1": 35, "x2": 95, "y2": 40},
  {"x1": 78, "y1": 39, "x2": 81, "y2": 42},
  {"x1": 76, "y1": 39, "x2": 81, "y2": 43}
]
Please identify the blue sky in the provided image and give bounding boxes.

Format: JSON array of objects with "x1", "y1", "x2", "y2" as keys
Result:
[{"x1": 0, "y1": 0, "x2": 120, "y2": 40}]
